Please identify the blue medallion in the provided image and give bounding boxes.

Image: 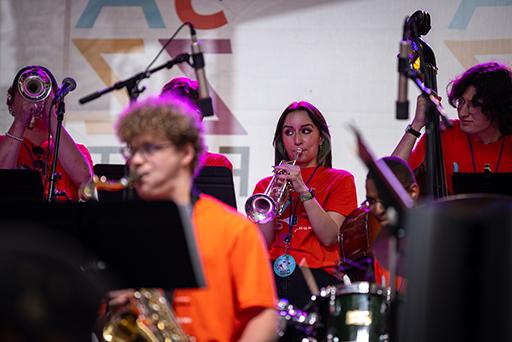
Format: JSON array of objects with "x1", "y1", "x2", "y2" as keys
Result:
[{"x1": 273, "y1": 253, "x2": 297, "y2": 277}]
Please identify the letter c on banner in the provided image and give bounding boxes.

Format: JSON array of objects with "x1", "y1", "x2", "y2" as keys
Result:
[{"x1": 175, "y1": 0, "x2": 227, "y2": 29}]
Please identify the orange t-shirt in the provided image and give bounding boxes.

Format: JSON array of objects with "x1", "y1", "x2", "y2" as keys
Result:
[
  {"x1": 253, "y1": 166, "x2": 357, "y2": 274},
  {"x1": 173, "y1": 195, "x2": 276, "y2": 341},
  {"x1": 409, "y1": 119, "x2": 512, "y2": 193},
  {"x1": 0, "y1": 136, "x2": 93, "y2": 201}
]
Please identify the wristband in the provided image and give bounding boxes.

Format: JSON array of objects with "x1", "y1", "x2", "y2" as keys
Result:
[
  {"x1": 299, "y1": 189, "x2": 314, "y2": 202},
  {"x1": 405, "y1": 124, "x2": 421, "y2": 138}
]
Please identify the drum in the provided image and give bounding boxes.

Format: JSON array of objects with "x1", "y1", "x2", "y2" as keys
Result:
[
  {"x1": 339, "y1": 207, "x2": 381, "y2": 265},
  {"x1": 315, "y1": 282, "x2": 390, "y2": 342}
]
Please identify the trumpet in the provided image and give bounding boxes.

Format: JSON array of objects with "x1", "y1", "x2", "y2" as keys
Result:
[
  {"x1": 17, "y1": 67, "x2": 53, "y2": 128},
  {"x1": 78, "y1": 172, "x2": 140, "y2": 201},
  {"x1": 18, "y1": 67, "x2": 53, "y2": 102},
  {"x1": 245, "y1": 148, "x2": 302, "y2": 223}
]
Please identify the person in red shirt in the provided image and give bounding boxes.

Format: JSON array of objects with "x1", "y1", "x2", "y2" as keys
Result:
[
  {"x1": 363, "y1": 156, "x2": 419, "y2": 290},
  {"x1": 393, "y1": 61, "x2": 512, "y2": 194},
  {"x1": 251, "y1": 101, "x2": 357, "y2": 310},
  {"x1": 160, "y1": 76, "x2": 233, "y2": 171},
  {"x1": 111, "y1": 96, "x2": 277, "y2": 341},
  {"x1": 0, "y1": 65, "x2": 92, "y2": 200}
]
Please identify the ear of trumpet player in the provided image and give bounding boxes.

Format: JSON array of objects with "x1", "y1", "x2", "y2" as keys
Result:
[
  {"x1": 78, "y1": 171, "x2": 141, "y2": 201},
  {"x1": 245, "y1": 148, "x2": 302, "y2": 224}
]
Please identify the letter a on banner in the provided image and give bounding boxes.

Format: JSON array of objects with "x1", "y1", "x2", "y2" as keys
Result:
[{"x1": 77, "y1": 0, "x2": 165, "y2": 28}]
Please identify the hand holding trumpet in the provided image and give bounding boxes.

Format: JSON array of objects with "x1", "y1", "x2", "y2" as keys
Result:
[{"x1": 273, "y1": 162, "x2": 309, "y2": 195}]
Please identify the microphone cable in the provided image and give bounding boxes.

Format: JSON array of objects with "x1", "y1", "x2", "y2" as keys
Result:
[{"x1": 143, "y1": 22, "x2": 194, "y2": 75}]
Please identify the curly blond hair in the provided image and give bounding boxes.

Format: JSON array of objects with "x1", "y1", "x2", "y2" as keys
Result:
[{"x1": 116, "y1": 95, "x2": 205, "y2": 174}]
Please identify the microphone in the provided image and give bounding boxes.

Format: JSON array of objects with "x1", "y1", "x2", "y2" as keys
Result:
[
  {"x1": 53, "y1": 77, "x2": 77, "y2": 104},
  {"x1": 189, "y1": 25, "x2": 214, "y2": 117},
  {"x1": 396, "y1": 18, "x2": 411, "y2": 120}
]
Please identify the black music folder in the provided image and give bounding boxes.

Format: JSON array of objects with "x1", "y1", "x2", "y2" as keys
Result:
[
  {"x1": 0, "y1": 169, "x2": 44, "y2": 202},
  {"x1": 0, "y1": 201, "x2": 205, "y2": 290},
  {"x1": 452, "y1": 172, "x2": 512, "y2": 196},
  {"x1": 94, "y1": 164, "x2": 237, "y2": 208},
  {"x1": 400, "y1": 195, "x2": 512, "y2": 342},
  {"x1": 193, "y1": 166, "x2": 237, "y2": 209}
]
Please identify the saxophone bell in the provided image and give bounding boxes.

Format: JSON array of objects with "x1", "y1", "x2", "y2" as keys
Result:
[{"x1": 103, "y1": 288, "x2": 190, "y2": 342}]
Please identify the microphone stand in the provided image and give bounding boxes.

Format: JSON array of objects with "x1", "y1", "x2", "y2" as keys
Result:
[
  {"x1": 78, "y1": 53, "x2": 191, "y2": 201},
  {"x1": 79, "y1": 53, "x2": 191, "y2": 105},
  {"x1": 47, "y1": 100, "x2": 66, "y2": 202}
]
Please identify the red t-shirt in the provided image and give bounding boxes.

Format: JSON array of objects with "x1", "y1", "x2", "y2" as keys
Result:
[
  {"x1": 0, "y1": 136, "x2": 92, "y2": 201},
  {"x1": 373, "y1": 258, "x2": 406, "y2": 292},
  {"x1": 253, "y1": 166, "x2": 357, "y2": 274},
  {"x1": 409, "y1": 119, "x2": 512, "y2": 194},
  {"x1": 173, "y1": 194, "x2": 276, "y2": 341},
  {"x1": 202, "y1": 151, "x2": 233, "y2": 171}
]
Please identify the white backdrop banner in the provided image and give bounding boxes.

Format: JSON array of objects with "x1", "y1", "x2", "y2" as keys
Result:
[{"x1": 1, "y1": 0, "x2": 512, "y2": 208}]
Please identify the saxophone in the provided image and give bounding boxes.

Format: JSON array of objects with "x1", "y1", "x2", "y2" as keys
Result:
[{"x1": 103, "y1": 288, "x2": 191, "y2": 342}]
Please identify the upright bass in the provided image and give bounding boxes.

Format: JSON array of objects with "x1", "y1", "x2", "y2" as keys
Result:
[
  {"x1": 338, "y1": 10, "x2": 448, "y2": 278},
  {"x1": 407, "y1": 10, "x2": 449, "y2": 199}
]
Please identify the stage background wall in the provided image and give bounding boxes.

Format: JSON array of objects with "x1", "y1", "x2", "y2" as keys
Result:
[{"x1": 1, "y1": 0, "x2": 512, "y2": 209}]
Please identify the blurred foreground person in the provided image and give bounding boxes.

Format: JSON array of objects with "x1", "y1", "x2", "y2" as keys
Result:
[{"x1": 110, "y1": 96, "x2": 277, "y2": 341}]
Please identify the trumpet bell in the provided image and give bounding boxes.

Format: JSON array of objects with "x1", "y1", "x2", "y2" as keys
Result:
[
  {"x1": 245, "y1": 193, "x2": 277, "y2": 224},
  {"x1": 17, "y1": 67, "x2": 53, "y2": 102}
]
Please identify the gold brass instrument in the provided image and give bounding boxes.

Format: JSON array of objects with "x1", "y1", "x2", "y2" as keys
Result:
[
  {"x1": 103, "y1": 288, "x2": 191, "y2": 342},
  {"x1": 78, "y1": 172, "x2": 140, "y2": 201},
  {"x1": 17, "y1": 67, "x2": 53, "y2": 127},
  {"x1": 245, "y1": 148, "x2": 302, "y2": 223}
]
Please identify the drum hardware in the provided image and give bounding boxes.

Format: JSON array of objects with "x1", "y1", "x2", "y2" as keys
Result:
[
  {"x1": 279, "y1": 282, "x2": 390, "y2": 342},
  {"x1": 277, "y1": 298, "x2": 319, "y2": 340}
]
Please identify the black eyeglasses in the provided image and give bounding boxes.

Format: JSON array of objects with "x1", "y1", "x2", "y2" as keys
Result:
[
  {"x1": 120, "y1": 142, "x2": 174, "y2": 160},
  {"x1": 454, "y1": 97, "x2": 483, "y2": 111}
]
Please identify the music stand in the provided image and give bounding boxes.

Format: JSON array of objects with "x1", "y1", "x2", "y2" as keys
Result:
[
  {"x1": 0, "y1": 169, "x2": 44, "y2": 203},
  {"x1": 399, "y1": 194, "x2": 512, "y2": 342},
  {"x1": 0, "y1": 221, "x2": 109, "y2": 341},
  {"x1": 94, "y1": 164, "x2": 237, "y2": 208},
  {"x1": 0, "y1": 201, "x2": 205, "y2": 290},
  {"x1": 452, "y1": 172, "x2": 512, "y2": 196},
  {"x1": 193, "y1": 166, "x2": 237, "y2": 209}
]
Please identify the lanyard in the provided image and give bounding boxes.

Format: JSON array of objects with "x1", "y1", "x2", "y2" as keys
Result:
[
  {"x1": 283, "y1": 165, "x2": 320, "y2": 251},
  {"x1": 467, "y1": 134, "x2": 505, "y2": 172}
]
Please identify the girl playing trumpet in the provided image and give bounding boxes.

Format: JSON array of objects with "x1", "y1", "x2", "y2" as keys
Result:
[{"x1": 251, "y1": 101, "x2": 357, "y2": 310}]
